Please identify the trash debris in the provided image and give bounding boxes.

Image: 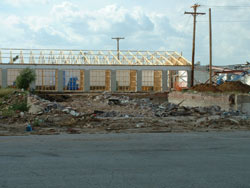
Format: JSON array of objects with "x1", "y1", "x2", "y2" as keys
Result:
[
  {"x1": 20, "y1": 112, "x2": 25, "y2": 118},
  {"x1": 108, "y1": 99, "x2": 121, "y2": 105},
  {"x1": 0, "y1": 90, "x2": 249, "y2": 136},
  {"x1": 70, "y1": 110, "x2": 80, "y2": 117},
  {"x1": 26, "y1": 124, "x2": 32, "y2": 132}
]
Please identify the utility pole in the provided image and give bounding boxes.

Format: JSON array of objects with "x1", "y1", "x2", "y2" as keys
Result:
[
  {"x1": 185, "y1": 4, "x2": 205, "y2": 87},
  {"x1": 209, "y1": 8, "x2": 213, "y2": 85},
  {"x1": 112, "y1": 37, "x2": 125, "y2": 60}
]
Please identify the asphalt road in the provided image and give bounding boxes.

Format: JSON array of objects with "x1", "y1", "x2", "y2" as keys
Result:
[{"x1": 1, "y1": 132, "x2": 250, "y2": 188}]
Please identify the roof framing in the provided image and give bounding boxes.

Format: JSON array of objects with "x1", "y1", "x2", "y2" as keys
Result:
[{"x1": 0, "y1": 48, "x2": 191, "y2": 66}]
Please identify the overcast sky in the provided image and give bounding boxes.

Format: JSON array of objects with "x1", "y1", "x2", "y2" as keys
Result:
[{"x1": 0, "y1": 0, "x2": 250, "y2": 65}]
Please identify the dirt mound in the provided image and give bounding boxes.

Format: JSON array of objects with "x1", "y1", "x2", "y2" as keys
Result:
[
  {"x1": 217, "y1": 81, "x2": 250, "y2": 93},
  {"x1": 191, "y1": 84, "x2": 221, "y2": 92}
]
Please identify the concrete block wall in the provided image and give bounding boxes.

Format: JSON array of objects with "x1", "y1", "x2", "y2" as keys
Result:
[
  {"x1": 168, "y1": 91, "x2": 250, "y2": 115},
  {"x1": 236, "y1": 94, "x2": 250, "y2": 115},
  {"x1": 0, "y1": 66, "x2": 191, "y2": 92},
  {"x1": 168, "y1": 91, "x2": 234, "y2": 110}
]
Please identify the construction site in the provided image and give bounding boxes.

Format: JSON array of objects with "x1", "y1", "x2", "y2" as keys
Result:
[
  {"x1": 0, "y1": 48, "x2": 191, "y2": 92},
  {"x1": 2, "y1": 1, "x2": 250, "y2": 188},
  {"x1": 0, "y1": 48, "x2": 249, "y2": 136}
]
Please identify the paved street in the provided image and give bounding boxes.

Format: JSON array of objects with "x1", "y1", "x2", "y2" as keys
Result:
[{"x1": 1, "y1": 132, "x2": 250, "y2": 188}]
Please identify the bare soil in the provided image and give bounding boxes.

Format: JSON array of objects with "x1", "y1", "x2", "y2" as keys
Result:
[{"x1": 191, "y1": 81, "x2": 250, "y2": 93}]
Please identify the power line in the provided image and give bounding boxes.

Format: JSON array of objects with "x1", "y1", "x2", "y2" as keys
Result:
[
  {"x1": 198, "y1": 20, "x2": 250, "y2": 23},
  {"x1": 183, "y1": 15, "x2": 192, "y2": 27},
  {"x1": 201, "y1": 5, "x2": 250, "y2": 8}
]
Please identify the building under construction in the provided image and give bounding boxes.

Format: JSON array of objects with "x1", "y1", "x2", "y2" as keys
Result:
[{"x1": 0, "y1": 48, "x2": 191, "y2": 92}]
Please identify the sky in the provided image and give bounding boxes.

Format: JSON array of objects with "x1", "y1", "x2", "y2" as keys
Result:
[{"x1": 0, "y1": 0, "x2": 250, "y2": 65}]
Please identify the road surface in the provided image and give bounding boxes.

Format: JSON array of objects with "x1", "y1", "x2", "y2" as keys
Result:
[{"x1": 1, "y1": 132, "x2": 250, "y2": 188}]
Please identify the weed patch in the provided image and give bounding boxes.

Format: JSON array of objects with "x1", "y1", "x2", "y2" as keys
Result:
[{"x1": 0, "y1": 88, "x2": 16, "y2": 98}]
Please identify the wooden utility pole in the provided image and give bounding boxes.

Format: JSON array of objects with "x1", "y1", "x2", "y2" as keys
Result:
[
  {"x1": 185, "y1": 4, "x2": 206, "y2": 87},
  {"x1": 112, "y1": 37, "x2": 125, "y2": 60},
  {"x1": 209, "y1": 8, "x2": 213, "y2": 85}
]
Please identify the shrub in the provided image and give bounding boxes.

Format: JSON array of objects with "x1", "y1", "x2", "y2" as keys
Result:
[
  {"x1": 16, "y1": 68, "x2": 36, "y2": 90},
  {"x1": 11, "y1": 101, "x2": 29, "y2": 112}
]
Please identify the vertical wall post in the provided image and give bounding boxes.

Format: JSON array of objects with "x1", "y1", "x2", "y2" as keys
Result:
[
  {"x1": 137, "y1": 70, "x2": 142, "y2": 92},
  {"x1": 154, "y1": 70, "x2": 162, "y2": 92},
  {"x1": 111, "y1": 70, "x2": 117, "y2": 92},
  {"x1": 105, "y1": 70, "x2": 111, "y2": 91},
  {"x1": 129, "y1": 70, "x2": 137, "y2": 92},
  {"x1": 84, "y1": 70, "x2": 90, "y2": 92},
  {"x1": 162, "y1": 70, "x2": 168, "y2": 92},
  {"x1": 2, "y1": 69, "x2": 7, "y2": 88},
  {"x1": 80, "y1": 70, "x2": 84, "y2": 91},
  {"x1": 57, "y1": 70, "x2": 64, "y2": 92}
]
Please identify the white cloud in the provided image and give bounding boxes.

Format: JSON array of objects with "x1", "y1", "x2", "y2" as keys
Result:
[
  {"x1": 0, "y1": 0, "x2": 249, "y2": 65},
  {"x1": 3, "y1": 15, "x2": 21, "y2": 26},
  {"x1": 24, "y1": 2, "x2": 161, "y2": 45},
  {"x1": 3, "y1": 0, "x2": 49, "y2": 6},
  {"x1": 51, "y1": 1, "x2": 82, "y2": 20}
]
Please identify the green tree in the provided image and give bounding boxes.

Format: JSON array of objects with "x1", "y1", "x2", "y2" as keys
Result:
[{"x1": 16, "y1": 68, "x2": 36, "y2": 90}]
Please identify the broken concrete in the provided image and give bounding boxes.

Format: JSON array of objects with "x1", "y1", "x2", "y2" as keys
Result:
[
  {"x1": 0, "y1": 91, "x2": 250, "y2": 136},
  {"x1": 169, "y1": 91, "x2": 250, "y2": 115}
]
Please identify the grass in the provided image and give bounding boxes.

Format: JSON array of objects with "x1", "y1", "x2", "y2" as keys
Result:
[
  {"x1": 2, "y1": 109, "x2": 15, "y2": 117},
  {"x1": 0, "y1": 88, "x2": 17, "y2": 98},
  {"x1": 0, "y1": 88, "x2": 29, "y2": 117},
  {"x1": 10, "y1": 101, "x2": 29, "y2": 112}
]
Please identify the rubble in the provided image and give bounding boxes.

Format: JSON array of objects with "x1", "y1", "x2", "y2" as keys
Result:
[
  {"x1": 218, "y1": 81, "x2": 250, "y2": 93},
  {"x1": 27, "y1": 94, "x2": 81, "y2": 117},
  {"x1": 191, "y1": 84, "x2": 221, "y2": 92},
  {"x1": 191, "y1": 81, "x2": 250, "y2": 93},
  {"x1": 0, "y1": 90, "x2": 249, "y2": 136}
]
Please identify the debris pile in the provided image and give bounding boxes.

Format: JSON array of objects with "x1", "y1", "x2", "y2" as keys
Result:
[
  {"x1": 0, "y1": 90, "x2": 249, "y2": 136},
  {"x1": 28, "y1": 94, "x2": 82, "y2": 117},
  {"x1": 89, "y1": 94, "x2": 245, "y2": 118},
  {"x1": 27, "y1": 95, "x2": 63, "y2": 115},
  {"x1": 191, "y1": 81, "x2": 250, "y2": 93},
  {"x1": 191, "y1": 84, "x2": 221, "y2": 93},
  {"x1": 218, "y1": 81, "x2": 250, "y2": 93}
]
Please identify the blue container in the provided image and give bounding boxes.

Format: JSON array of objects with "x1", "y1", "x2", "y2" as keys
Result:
[
  {"x1": 63, "y1": 71, "x2": 66, "y2": 89},
  {"x1": 26, "y1": 124, "x2": 32, "y2": 132},
  {"x1": 67, "y1": 77, "x2": 79, "y2": 90}
]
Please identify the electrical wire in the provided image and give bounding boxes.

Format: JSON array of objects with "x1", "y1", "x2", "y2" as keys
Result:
[
  {"x1": 200, "y1": 5, "x2": 250, "y2": 8},
  {"x1": 183, "y1": 15, "x2": 192, "y2": 27},
  {"x1": 197, "y1": 20, "x2": 250, "y2": 23},
  {"x1": 197, "y1": 4, "x2": 250, "y2": 23}
]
